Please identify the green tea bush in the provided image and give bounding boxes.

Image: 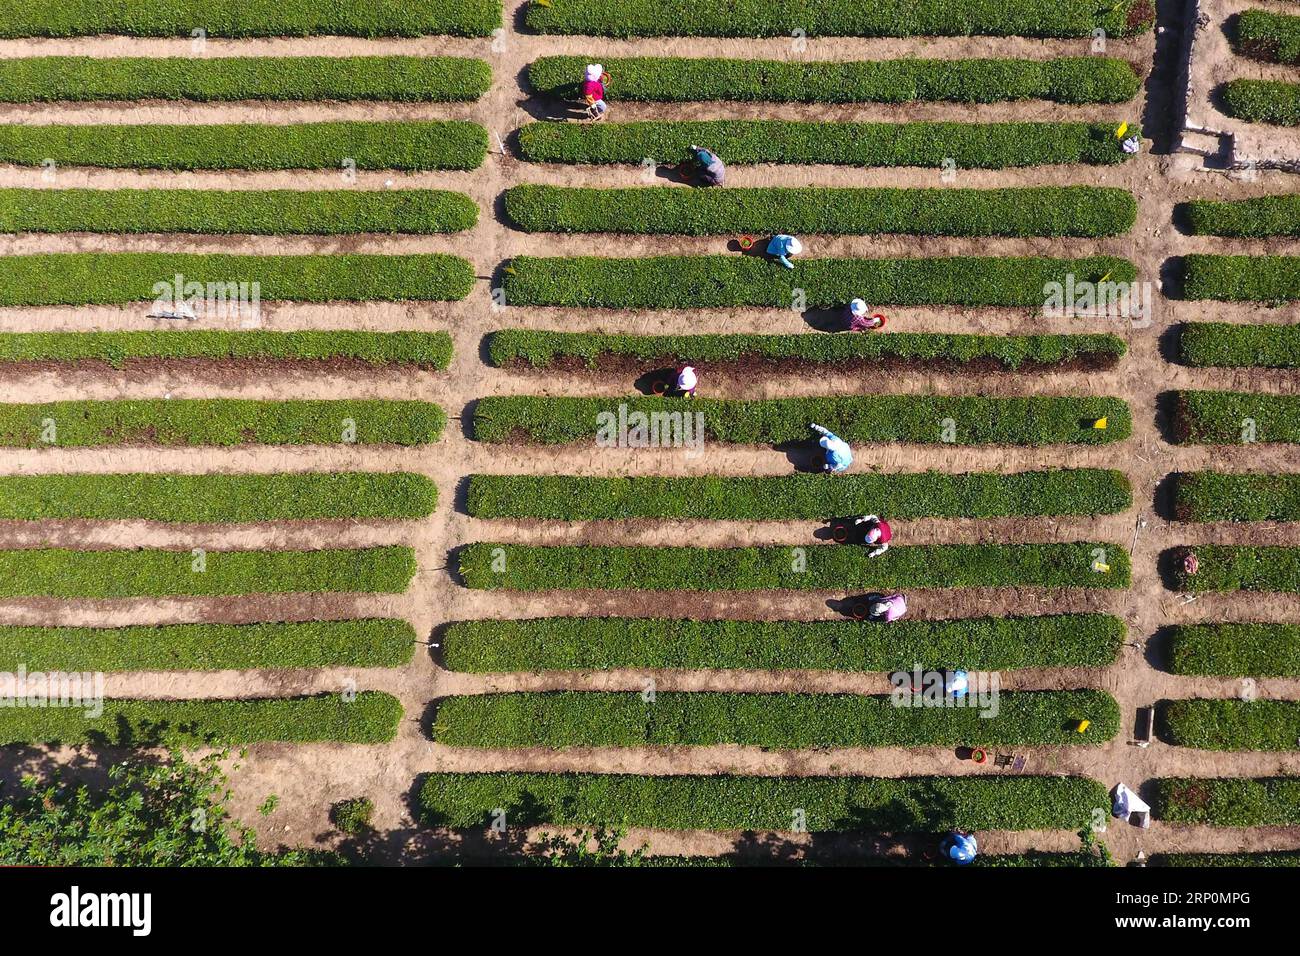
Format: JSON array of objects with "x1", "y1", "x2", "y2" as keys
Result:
[
  {"x1": 488, "y1": 329, "x2": 1126, "y2": 371},
  {"x1": 1176, "y1": 323, "x2": 1300, "y2": 367},
  {"x1": 465, "y1": 470, "x2": 1131, "y2": 519},
  {"x1": 522, "y1": 0, "x2": 1151, "y2": 38},
  {"x1": 1235, "y1": 9, "x2": 1300, "y2": 63},
  {"x1": 0, "y1": 619, "x2": 415, "y2": 671},
  {"x1": 1170, "y1": 391, "x2": 1300, "y2": 444},
  {"x1": 1183, "y1": 254, "x2": 1300, "y2": 300},
  {"x1": 0, "y1": 399, "x2": 444, "y2": 447},
  {"x1": 501, "y1": 254, "x2": 1136, "y2": 308},
  {"x1": 433, "y1": 690, "x2": 1120, "y2": 748},
  {"x1": 0, "y1": 253, "x2": 473, "y2": 305},
  {"x1": 1171, "y1": 471, "x2": 1300, "y2": 521},
  {"x1": 1168, "y1": 623, "x2": 1300, "y2": 677},
  {"x1": 0, "y1": 56, "x2": 491, "y2": 102},
  {"x1": 0, "y1": 693, "x2": 402, "y2": 745},
  {"x1": 528, "y1": 55, "x2": 1140, "y2": 104},
  {"x1": 518, "y1": 120, "x2": 1140, "y2": 167},
  {"x1": 1222, "y1": 79, "x2": 1300, "y2": 125},
  {"x1": 0, "y1": 121, "x2": 487, "y2": 171},
  {"x1": 1168, "y1": 545, "x2": 1300, "y2": 593},
  {"x1": 0, "y1": 188, "x2": 477, "y2": 235},
  {"x1": 442, "y1": 614, "x2": 1125, "y2": 672},
  {"x1": 458, "y1": 541, "x2": 1132, "y2": 591},
  {"x1": 504, "y1": 184, "x2": 1135, "y2": 237},
  {"x1": 0, "y1": 472, "x2": 437, "y2": 521},
  {"x1": 419, "y1": 772, "x2": 1108, "y2": 830},
  {"x1": 1162, "y1": 699, "x2": 1300, "y2": 751},
  {"x1": 1182, "y1": 195, "x2": 1300, "y2": 238},
  {"x1": 0, "y1": 0, "x2": 501, "y2": 38},
  {"x1": 1156, "y1": 777, "x2": 1300, "y2": 825},
  {"x1": 0, "y1": 546, "x2": 416, "y2": 598},
  {"x1": 0, "y1": 331, "x2": 452, "y2": 369},
  {"x1": 473, "y1": 394, "x2": 1130, "y2": 446}
]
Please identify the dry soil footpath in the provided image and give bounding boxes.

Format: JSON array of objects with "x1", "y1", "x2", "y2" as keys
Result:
[{"x1": 0, "y1": 1, "x2": 1298, "y2": 864}]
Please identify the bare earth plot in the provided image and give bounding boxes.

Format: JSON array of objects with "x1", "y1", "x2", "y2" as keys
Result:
[{"x1": 0, "y1": 0, "x2": 1298, "y2": 866}]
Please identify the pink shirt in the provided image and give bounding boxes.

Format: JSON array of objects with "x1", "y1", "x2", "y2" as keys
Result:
[{"x1": 582, "y1": 79, "x2": 605, "y2": 101}]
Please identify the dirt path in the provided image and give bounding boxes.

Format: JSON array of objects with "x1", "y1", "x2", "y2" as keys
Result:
[{"x1": 0, "y1": 1, "x2": 1298, "y2": 865}]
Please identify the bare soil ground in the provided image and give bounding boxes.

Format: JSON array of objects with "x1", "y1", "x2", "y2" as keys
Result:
[{"x1": 0, "y1": 0, "x2": 1298, "y2": 864}]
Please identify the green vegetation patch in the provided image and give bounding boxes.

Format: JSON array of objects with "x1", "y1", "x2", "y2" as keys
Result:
[
  {"x1": 458, "y1": 541, "x2": 1131, "y2": 591},
  {"x1": 472, "y1": 394, "x2": 1131, "y2": 446},
  {"x1": 1182, "y1": 195, "x2": 1300, "y2": 238},
  {"x1": 522, "y1": 0, "x2": 1151, "y2": 38},
  {"x1": 0, "y1": 253, "x2": 473, "y2": 305},
  {"x1": 0, "y1": 121, "x2": 488, "y2": 171},
  {"x1": 1176, "y1": 323, "x2": 1300, "y2": 368},
  {"x1": 0, "y1": 188, "x2": 477, "y2": 235},
  {"x1": 420, "y1": 772, "x2": 1108, "y2": 830},
  {"x1": 465, "y1": 470, "x2": 1131, "y2": 519},
  {"x1": 0, "y1": 56, "x2": 491, "y2": 102},
  {"x1": 504, "y1": 184, "x2": 1135, "y2": 237},
  {"x1": 433, "y1": 690, "x2": 1120, "y2": 748},
  {"x1": 1168, "y1": 545, "x2": 1300, "y2": 593},
  {"x1": 1222, "y1": 79, "x2": 1300, "y2": 126},
  {"x1": 528, "y1": 54, "x2": 1140, "y2": 104},
  {"x1": 0, "y1": 546, "x2": 416, "y2": 598},
  {"x1": 0, "y1": 1, "x2": 502, "y2": 38},
  {"x1": 0, "y1": 693, "x2": 401, "y2": 745},
  {"x1": 487, "y1": 329, "x2": 1127, "y2": 372},
  {"x1": 1171, "y1": 471, "x2": 1300, "y2": 522},
  {"x1": 0, "y1": 330, "x2": 452, "y2": 369},
  {"x1": 1236, "y1": 9, "x2": 1300, "y2": 63},
  {"x1": 1156, "y1": 777, "x2": 1300, "y2": 825},
  {"x1": 0, "y1": 472, "x2": 437, "y2": 522},
  {"x1": 502, "y1": 254, "x2": 1136, "y2": 308},
  {"x1": 442, "y1": 614, "x2": 1125, "y2": 672},
  {"x1": 0, "y1": 399, "x2": 444, "y2": 447},
  {"x1": 1162, "y1": 699, "x2": 1300, "y2": 751},
  {"x1": 518, "y1": 120, "x2": 1140, "y2": 167},
  {"x1": 1168, "y1": 623, "x2": 1300, "y2": 677},
  {"x1": 0, "y1": 619, "x2": 415, "y2": 671},
  {"x1": 1170, "y1": 391, "x2": 1300, "y2": 444}
]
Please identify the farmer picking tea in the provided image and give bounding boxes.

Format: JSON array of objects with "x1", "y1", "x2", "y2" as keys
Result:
[
  {"x1": 582, "y1": 63, "x2": 608, "y2": 119},
  {"x1": 768, "y1": 234, "x2": 802, "y2": 269},
  {"x1": 854, "y1": 515, "x2": 892, "y2": 556},
  {"x1": 847, "y1": 299, "x2": 886, "y2": 331},
  {"x1": 674, "y1": 364, "x2": 698, "y2": 398},
  {"x1": 810, "y1": 423, "x2": 852, "y2": 473},
  {"x1": 687, "y1": 144, "x2": 726, "y2": 185},
  {"x1": 867, "y1": 593, "x2": 907, "y2": 623}
]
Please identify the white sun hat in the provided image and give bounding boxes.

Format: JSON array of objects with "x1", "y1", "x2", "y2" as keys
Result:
[
  {"x1": 786, "y1": 237, "x2": 803, "y2": 254},
  {"x1": 585, "y1": 64, "x2": 604, "y2": 81},
  {"x1": 850, "y1": 298, "x2": 868, "y2": 315}
]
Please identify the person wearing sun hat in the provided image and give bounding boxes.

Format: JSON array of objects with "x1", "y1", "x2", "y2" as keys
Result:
[
  {"x1": 767, "y1": 234, "x2": 802, "y2": 269},
  {"x1": 581, "y1": 63, "x2": 608, "y2": 119}
]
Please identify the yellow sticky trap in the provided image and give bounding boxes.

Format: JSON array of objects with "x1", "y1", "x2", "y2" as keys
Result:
[
  {"x1": 1092, "y1": 560, "x2": 1110, "y2": 573},
  {"x1": 1077, "y1": 720, "x2": 1091, "y2": 733},
  {"x1": 1093, "y1": 417, "x2": 1108, "y2": 430},
  {"x1": 1115, "y1": 122, "x2": 1128, "y2": 139},
  {"x1": 534, "y1": 0, "x2": 553, "y2": 6}
]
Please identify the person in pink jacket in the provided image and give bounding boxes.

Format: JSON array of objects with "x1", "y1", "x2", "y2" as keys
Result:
[
  {"x1": 867, "y1": 593, "x2": 907, "y2": 622},
  {"x1": 581, "y1": 64, "x2": 608, "y2": 119}
]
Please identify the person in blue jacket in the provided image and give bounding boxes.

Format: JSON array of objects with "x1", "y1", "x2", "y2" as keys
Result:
[
  {"x1": 810, "y1": 423, "x2": 852, "y2": 473},
  {"x1": 767, "y1": 234, "x2": 802, "y2": 269},
  {"x1": 941, "y1": 831, "x2": 978, "y2": 865}
]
